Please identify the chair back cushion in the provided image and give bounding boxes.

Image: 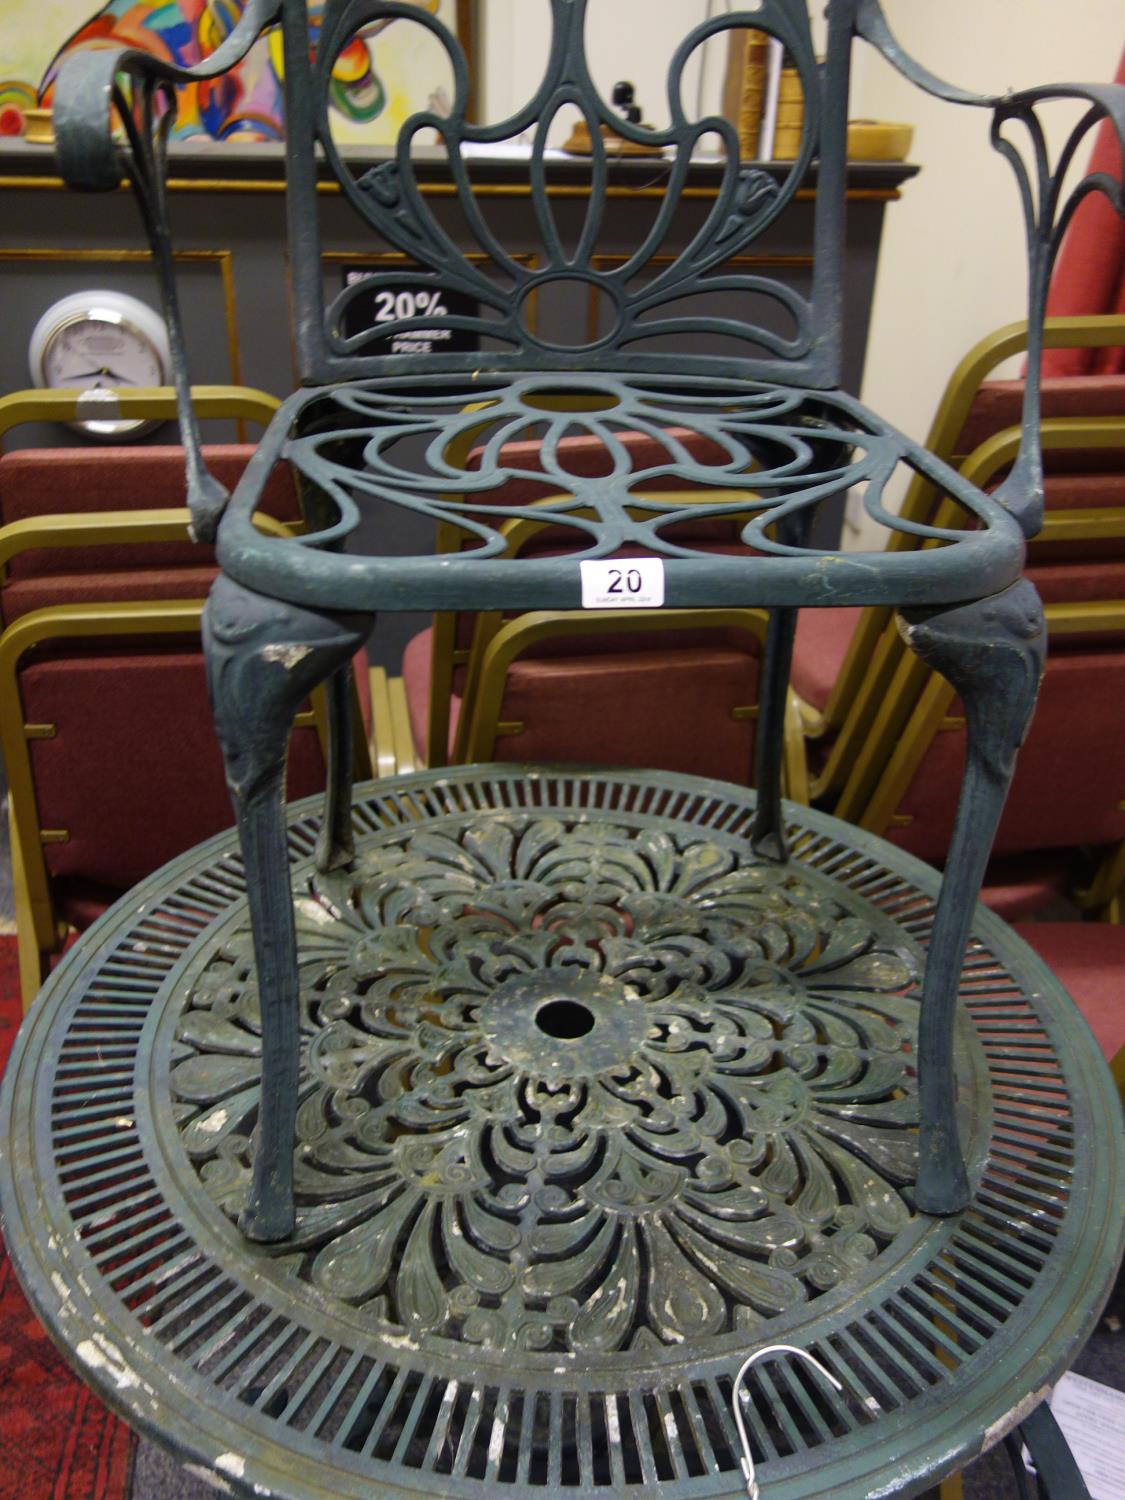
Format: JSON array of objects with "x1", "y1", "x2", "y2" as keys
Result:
[
  {"x1": 0, "y1": 445, "x2": 300, "y2": 625},
  {"x1": 22, "y1": 647, "x2": 326, "y2": 894}
]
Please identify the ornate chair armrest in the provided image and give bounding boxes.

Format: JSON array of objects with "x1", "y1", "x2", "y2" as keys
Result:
[
  {"x1": 856, "y1": 0, "x2": 1125, "y2": 138},
  {"x1": 856, "y1": 0, "x2": 1125, "y2": 540},
  {"x1": 50, "y1": 0, "x2": 282, "y2": 543}
]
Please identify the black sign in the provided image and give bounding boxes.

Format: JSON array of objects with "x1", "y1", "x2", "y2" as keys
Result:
[{"x1": 340, "y1": 266, "x2": 480, "y2": 355}]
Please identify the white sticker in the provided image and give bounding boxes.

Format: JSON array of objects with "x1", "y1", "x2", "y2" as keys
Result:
[
  {"x1": 580, "y1": 557, "x2": 665, "y2": 609},
  {"x1": 76, "y1": 388, "x2": 122, "y2": 421}
]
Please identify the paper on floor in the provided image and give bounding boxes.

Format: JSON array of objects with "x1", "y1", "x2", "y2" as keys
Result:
[{"x1": 1037, "y1": 1372, "x2": 1125, "y2": 1500}]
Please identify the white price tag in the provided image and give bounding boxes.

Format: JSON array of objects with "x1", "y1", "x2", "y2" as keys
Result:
[{"x1": 580, "y1": 557, "x2": 665, "y2": 609}]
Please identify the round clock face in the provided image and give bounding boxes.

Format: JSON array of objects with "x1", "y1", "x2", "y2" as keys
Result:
[{"x1": 29, "y1": 291, "x2": 172, "y2": 439}]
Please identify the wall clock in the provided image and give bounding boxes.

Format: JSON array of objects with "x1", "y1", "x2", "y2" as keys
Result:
[{"x1": 28, "y1": 289, "x2": 172, "y2": 439}]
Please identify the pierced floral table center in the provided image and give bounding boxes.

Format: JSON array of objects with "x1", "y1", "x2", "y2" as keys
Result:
[
  {"x1": 2, "y1": 767, "x2": 1120, "y2": 1500},
  {"x1": 174, "y1": 810, "x2": 944, "y2": 1343}
]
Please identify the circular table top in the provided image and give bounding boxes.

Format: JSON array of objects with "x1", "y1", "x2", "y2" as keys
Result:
[{"x1": 2, "y1": 767, "x2": 1121, "y2": 1499}]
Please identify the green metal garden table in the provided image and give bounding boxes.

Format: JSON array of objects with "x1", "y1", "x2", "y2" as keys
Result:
[{"x1": 2, "y1": 765, "x2": 1121, "y2": 1499}]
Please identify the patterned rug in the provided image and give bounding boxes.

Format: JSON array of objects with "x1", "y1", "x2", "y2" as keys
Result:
[{"x1": 0, "y1": 938, "x2": 135, "y2": 1499}]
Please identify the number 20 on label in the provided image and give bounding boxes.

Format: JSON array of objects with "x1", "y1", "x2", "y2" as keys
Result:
[{"x1": 580, "y1": 558, "x2": 665, "y2": 608}]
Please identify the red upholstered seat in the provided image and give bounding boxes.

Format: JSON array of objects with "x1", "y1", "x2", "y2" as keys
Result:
[
  {"x1": 21, "y1": 650, "x2": 329, "y2": 911},
  {"x1": 481, "y1": 645, "x2": 760, "y2": 782},
  {"x1": 790, "y1": 605, "x2": 862, "y2": 714},
  {"x1": 2, "y1": 566, "x2": 220, "y2": 623},
  {"x1": 1028, "y1": 556, "x2": 1125, "y2": 605},
  {"x1": 404, "y1": 626, "x2": 460, "y2": 759},
  {"x1": 886, "y1": 644, "x2": 1125, "y2": 863},
  {"x1": 403, "y1": 620, "x2": 764, "y2": 783},
  {"x1": 0, "y1": 444, "x2": 303, "y2": 620},
  {"x1": 955, "y1": 375, "x2": 1125, "y2": 460},
  {"x1": 1015, "y1": 921, "x2": 1125, "y2": 1062},
  {"x1": 2, "y1": 443, "x2": 369, "y2": 968}
]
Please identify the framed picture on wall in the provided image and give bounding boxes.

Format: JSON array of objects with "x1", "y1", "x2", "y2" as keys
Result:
[{"x1": 2, "y1": 1, "x2": 480, "y2": 146}]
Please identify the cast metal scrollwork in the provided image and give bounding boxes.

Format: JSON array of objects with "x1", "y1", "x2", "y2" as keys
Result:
[
  {"x1": 171, "y1": 812, "x2": 931, "y2": 1355},
  {"x1": 316, "y1": 1, "x2": 822, "y2": 371}
]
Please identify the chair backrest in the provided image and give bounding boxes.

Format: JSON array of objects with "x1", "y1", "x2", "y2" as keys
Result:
[
  {"x1": 283, "y1": 0, "x2": 855, "y2": 389},
  {"x1": 416, "y1": 606, "x2": 770, "y2": 785}
]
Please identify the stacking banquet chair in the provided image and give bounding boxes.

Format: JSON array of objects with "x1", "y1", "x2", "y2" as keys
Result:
[
  {"x1": 786, "y1": 359, "x2": 1125, "y2": 1087},
  {"x1": 0, "y1": 387, "x2": 373, "y2": 1006},
  {"x1": 818, "y1": 575, "x2": 1125, "y2": 1071},
  {"x1": 794, "y1": 314, "x2": 1125, "y2": 805},
  {"x1": 406, "y1": 600, "x2": 776, "y2": 780},
  {"x1": 824, "y1": 406, "x2": 1125, "y2": 907},
  {"x1": 21, "y1": 1, "x2": 1125, "y2": 1494}
]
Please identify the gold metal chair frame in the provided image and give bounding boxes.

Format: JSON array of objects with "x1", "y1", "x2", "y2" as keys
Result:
[
  {"x1": 804, "y1": 314, "x2": 1125, "y2": 792},
  {"x1": 0, "y1": 387, "x2": 374, "y2": 1007},
  {"x1": 788, "y1": 373, "x2": 1125, "y2": 935}
]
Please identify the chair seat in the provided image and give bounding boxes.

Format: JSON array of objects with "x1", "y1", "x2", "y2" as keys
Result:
[
  {"x1": 1015, "y1": 919, "x2": 1125, "y2": 1060},
  {"x1": 791, "y1": 604, "x2": 863, "y2": 711},
  {"x1": 216, "y1": 372, "x2": 1026, "y2": 616}
]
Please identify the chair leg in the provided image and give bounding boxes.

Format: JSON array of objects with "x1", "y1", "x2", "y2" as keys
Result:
[
  {"x1": 10, "y1": 828, "x2": 51, "y2": 1010},
  {"x1": 314, "y1": 664, "x2": 356, "y2": 874},
  {"x1": 1018, "y1": 1401, "x2": 1090, "y2": 1500},
  {"x1": 752, "y1": 499, "x2": 819, "y2": 861},
  {"x1": 898, "y1": 579, "x2": 1045, "y2": 1215},
  {"x1": 203, "y1": 575, "x2": 371, "y2": 1243},
  {"x1": 8, "y1": 800, "x2": 58, "y2": 1010}
]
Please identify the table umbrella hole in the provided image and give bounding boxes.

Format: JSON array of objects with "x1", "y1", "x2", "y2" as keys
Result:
[{"x1": 535, "y1": 999, "x2": 596, "y2": 1039}]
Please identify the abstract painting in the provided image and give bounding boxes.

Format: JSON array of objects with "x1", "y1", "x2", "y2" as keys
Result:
[{"x1": 0, "y1": 0, "x2": 469, "y2": 143}]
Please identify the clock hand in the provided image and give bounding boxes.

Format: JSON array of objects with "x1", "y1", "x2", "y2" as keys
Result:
[{"x1": 59, "y1": 367, "x2": 135, "y2": 385}]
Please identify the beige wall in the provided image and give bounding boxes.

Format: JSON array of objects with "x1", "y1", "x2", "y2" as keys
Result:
[
  {"x1": 483, "y1": 1, "x2": 720, "y2": 138},
  {"x1": 481, "y1": 2, "x2": 828, "y2": 143}
]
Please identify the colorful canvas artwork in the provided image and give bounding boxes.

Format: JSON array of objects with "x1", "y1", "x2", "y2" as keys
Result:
[{"x1": 0, "y1": 0, "x2": 458, "y2": 143}]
